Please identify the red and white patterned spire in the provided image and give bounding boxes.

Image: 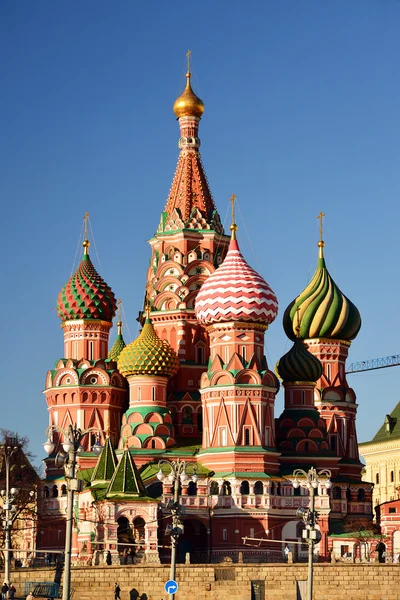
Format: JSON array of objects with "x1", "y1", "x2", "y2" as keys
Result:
[{"x1": 195, "y1": 195, "x2": 278, "y2": 327}]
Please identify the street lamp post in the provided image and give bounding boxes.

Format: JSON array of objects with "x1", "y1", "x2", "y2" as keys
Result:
[
  {"x1": 43, "y1": 425, "x2": 102, "y2": 600},
  {"x1": 291, "y1": 467, "x2": 332, "y2": 600},
  {"x1": 157, "y1": 459, "x2": 198, "y2": 600},
  {"x1": 0, "y1": 443, "x2": 21, "y2": 585}
]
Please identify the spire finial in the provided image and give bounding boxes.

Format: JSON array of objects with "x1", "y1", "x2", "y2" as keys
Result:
[
  {"x1": 145, "y1": 303, "x2": 151, "y2": 321},
  {"x1": 229, "y1": 194, "x2": 238, "y2": 240},
  {"x1": 186, "y1": 49, "x2": 191, "y2": 76},
  {"x1": 317, "y1": 211, "x2": 325, "y2": 258},
  {"x1": 83, "y1": 212, "x2": 90, "y2": 255},
  {"x1": 295, "y1": 306, "x2": 301, "y2": 338},
  {"x1": 117, "y1": 299, "x2": 122, "y2": 336}
]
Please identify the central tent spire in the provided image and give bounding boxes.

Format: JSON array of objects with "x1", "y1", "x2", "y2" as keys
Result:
[{"x1": 159, "y1": 53, "x2": 223, "y2": 233}]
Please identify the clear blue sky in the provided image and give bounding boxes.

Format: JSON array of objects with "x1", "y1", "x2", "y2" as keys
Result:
[{"x1": 1, "y1": 1, "x2": 399, "y2": 465}]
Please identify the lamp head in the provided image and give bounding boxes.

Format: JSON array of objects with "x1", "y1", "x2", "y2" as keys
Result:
[{"x1": 43, "y1": 439, "x2": 55, "y2": 455}]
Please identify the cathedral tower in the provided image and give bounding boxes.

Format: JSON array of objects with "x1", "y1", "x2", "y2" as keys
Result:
[
  {"x1": 282, "y1": 215, "x2": 362, "y2": 479},
  {"x1": 195, "y1": 203, "x2": 280, "y2": 474},
  {"x1": 145, "y1": 55, "x2": 230, "y2": 439},
  {"x1": 44, "y1": 219, "x2": 126, "y2": 467}
]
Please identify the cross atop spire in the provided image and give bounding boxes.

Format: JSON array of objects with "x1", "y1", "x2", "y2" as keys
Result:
[
  {"x1": 83, "y1": 212, "x2": 90, "y2": 255},
  {"x1": 117, "y1": 299, "x2": 122, "y2": 335},
  {"x1": 229, "y1": 194, "x2": 238, "y2": 240},
  {"x1": 316, "y1": 211, "x2": 325, "y2": 258},
  {"x1": 186, "y1": 49, "x2": 191, "y2": 75}
]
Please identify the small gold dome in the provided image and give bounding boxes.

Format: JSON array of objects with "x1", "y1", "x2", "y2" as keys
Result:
[{"x1": 173, "y1": 72, "x2": 204, "y2": 119}]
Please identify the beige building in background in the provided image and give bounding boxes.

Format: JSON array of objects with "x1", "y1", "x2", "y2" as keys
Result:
[{"x1": 359, "y1": 401, "x2": 400, "y2": 508}]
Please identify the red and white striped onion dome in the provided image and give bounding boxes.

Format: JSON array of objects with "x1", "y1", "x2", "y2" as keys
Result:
[{"x1": 195, "y1": 239, "x2": 278, "y2": 326}]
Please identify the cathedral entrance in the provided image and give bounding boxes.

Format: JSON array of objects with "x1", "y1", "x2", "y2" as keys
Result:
[
  {"x1": 117, "y1": 516, "x2": 135, "y2": 555},
  {"x1": 177, "y1": 518, "x2": 208, "y2": 563}
]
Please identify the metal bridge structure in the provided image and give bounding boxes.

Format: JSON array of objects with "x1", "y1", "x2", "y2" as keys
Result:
[{"x1": 346, "y1": 354, "x2": 400, "y2": 374}]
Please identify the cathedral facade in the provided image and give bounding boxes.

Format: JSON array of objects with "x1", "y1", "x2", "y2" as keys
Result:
[{"x1": 38, "y1": 62, "x2": 372, "y2": 564}]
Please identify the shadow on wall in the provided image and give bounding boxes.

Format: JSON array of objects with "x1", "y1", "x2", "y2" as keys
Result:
[{"x1": 130, "y1": 590, "x2": 148, "y2": 600}]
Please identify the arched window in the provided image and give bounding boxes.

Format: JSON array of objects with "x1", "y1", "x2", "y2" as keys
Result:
[
  {"x1": 357, "y1": 489, "x2": 365, "y2": 502},
  {"x1": 196, "y1": 345, "x2": 204, "y2": 364},
  {"x1": 332, "y1": 486, "x2": 341, "y2": 500},
  {"x1": 61, "y1": 484, "x2": 67, "y2": 496},
  {"x1": 151, "y1": 439, "x2": 156, "y2": 449},
  {"x1": 188, "y1": 482, "x2": 197, "y2": 496},
  {"x1": 182, "y1": 406, "x2": 193, "y2": 424},
  {"x1": 244, "y1": 428, "x2": 250, "y2": 446},
  {"x1": 240, "y1": 481, "x2": 250, "y2": 495},
  {"x1": 222, "y1": 481, "x2": 231, "y2": 496},
  {"x1": 376, "y1": 473, "x2": 380, "y2": 485},
  {"x1": 391, "y1": 471, "x2": 394, "y2": 483},
  {"x1": 254, "y1": 481, "x2": 263, "y2": 495},
  {"x1": 52, "y1": 485, "x2": 58, "y2": 498},
  {"x1": 276, "y1": 483, "x2": 281, "y2": 496},
  {"x1": 210, "y1": 481, "x2": 219, "y2": 496},
  {"x1": 346, "y1": 488, "x2": 351, "y2": 501},
  {"x1": 43, "y1": 486, "x2": 49, "y2": 498}
]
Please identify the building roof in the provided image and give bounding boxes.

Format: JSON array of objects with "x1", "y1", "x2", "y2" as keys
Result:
[
  {"x1": 195, "y1": 237, "x2": 278, "y2": 326},
  {"x1": 360, "y1": 401, "x2": 400, "y2": 444},
  {"x1": 91, "y1": 437, "x2": 118, "y2": 486},
  {"x1": 56, "y1": 244, "x2": 116, "y2": 322},
  {"x1": 106, "y1": 448, "x2": 146, "y2": 498},
  {"x1": 283, "y1": 242, "x2": 361, "y2": 342},
  {"x1": 276, "y1": 339, "x2": 322, "y2": 383}
]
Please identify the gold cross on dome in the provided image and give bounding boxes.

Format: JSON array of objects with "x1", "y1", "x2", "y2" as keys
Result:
[
  {"x1": 84, "y1": 212, "x2": 89, "y2": 238},
  {"x1": 186, "y1": 49, "x2": 191, "y2": 74},
  {"x1": 317, "y1": 211, "x2": 325, "y2": 242},
  {"x1": 230, "y1": 193, "x2": 237, "y2": 225}
]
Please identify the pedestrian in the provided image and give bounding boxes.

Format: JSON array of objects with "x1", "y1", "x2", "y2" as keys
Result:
[
  {"x1": 284, "y1": 544, "x2": 290, "y2": 562},
  {"x1": 129, "y1": 547, "x2": 135, "y2": 564},
  {"x1": 8, "y1": 584, "x2": 16, "y2": 600},
  {"x1": 106, "y1": 550, "x2": 112, "y2": 566},
  {"x1": 26, "y1": 593, "x2": 35, "y2": 600},
  {"x1": 114, "y1": 583, "x2": 121, "y2": 600},
  {"x1": 2, "y1": 583, "x2": 9, "y2": 600},
  {"x1": 122, "y1": 549, "x2": 128, "y2": 565}
]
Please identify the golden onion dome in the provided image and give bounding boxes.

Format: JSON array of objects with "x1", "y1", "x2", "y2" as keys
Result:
[
  {"x1": 117, "y1": 317, "x2": 179, "y2": 378},
  {"x1": 173, "y1": 72, "x2": 204, "y2": 119}
]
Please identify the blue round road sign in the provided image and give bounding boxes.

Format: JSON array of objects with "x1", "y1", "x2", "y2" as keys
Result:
[{"x1": 164, "y1": 580, "x2": 179, "y2": 594}]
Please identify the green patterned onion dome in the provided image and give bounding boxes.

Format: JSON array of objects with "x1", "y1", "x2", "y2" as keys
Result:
[
  {"x1": 108, "y1": 325, "x2": 126, "y2": 362},
  {"x1": 283, "y1": 248, "x2": 361, "y2": 341},
  {"x1": 275, "y1": 339, "x2": 323, "y2": 382},
  {"x1": 117, "y1": 318, "x2": 179, "y2": 378},
  {"x1": 57, "y1": 245, "x2": 117, "y2": 322}
]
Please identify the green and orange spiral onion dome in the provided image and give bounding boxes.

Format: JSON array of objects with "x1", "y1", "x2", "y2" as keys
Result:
[{"x1": 56, "y1": 241, "x2": 117, "y2": 322}]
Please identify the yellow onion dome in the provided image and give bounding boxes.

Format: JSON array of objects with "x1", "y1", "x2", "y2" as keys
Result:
[
  {"x1": 173, "y1": 72, "x2": 204, "y2": 119},
  {"x1": 275, "y1": 339, "x2": 323, "y2": 383},
  {"x1": 117, "y1": 317, "x2": 179, "y2": 378}
]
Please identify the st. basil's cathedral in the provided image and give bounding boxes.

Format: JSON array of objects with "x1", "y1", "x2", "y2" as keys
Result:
[{"x1": 38, "y1": 60, "x2": 372, "y2": 565}]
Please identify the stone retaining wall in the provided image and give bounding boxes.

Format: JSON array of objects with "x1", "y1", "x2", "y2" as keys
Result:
[{"x1": 2, "y1": 563, "x2": 400, "y2": 600}]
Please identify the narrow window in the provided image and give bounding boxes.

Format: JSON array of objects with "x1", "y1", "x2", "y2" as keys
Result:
[
  {"x1": 301, "y1": 390, "x2": 305, "y2": 405},
  {"x1": 244, "y1": 428, "x2": 250, "y2": 446},
  {"x1": 376, "y1": 473, "x2": 379, "y2": 485},
  {"x1": 151, "y1": 439, "x2": 156, "y2": 449},
  {"x1": 197, "y1": 346, "x2": 204, "y2": 364},
  {"x1": 242, "y1": 345, "x2": 246, "y2": 362},
  {"x1": 391, "y1": 471, "x2": 394, "y2": 483},
  {"x1": 89, "y1": 341, "x2": 94, "y2": 361},
  {"x1": 222, "y1": 529, "x2": 228, "y2": 541},
  {"x1": 221, "y1": 428, "x2": 227, "y2": 447},
  {"x1": 250, "y1": 528, "x2": 255, "y2": 538},
  {"x1": 74, "y1": 341, "x2": 78, "y2": 360},
  {"x1": 152, "y1": 386, "x2": 156, "y2": 401},
  {"x1": 326, "y1": 363, "x2": 331, "y2": 381},
  {"x1": 138, "y1": 386, "x2": 141, "y2": 401}
]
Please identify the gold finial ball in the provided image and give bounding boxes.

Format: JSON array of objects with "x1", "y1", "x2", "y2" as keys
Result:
[
  {"x1": 318, "y1": 240, "x2": 325, "y2": 248},
  {"x1": 82, "y1": 239, "x2": 90, "y2": 249},
  {"x1": 230, "y1": 223, "x2": 238, "y2": 232},
  {"x1": 173, "y1": 74, "x2": 205, "y2": 119}
]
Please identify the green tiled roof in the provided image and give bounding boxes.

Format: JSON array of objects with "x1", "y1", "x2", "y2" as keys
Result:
[
  {"x1": 106, "y1": 448, "x2": 146, "y2": 498},
  {"x1": 108, "y1": 334, "x2": 126, "y2": 362},
  {"x1": 359, "y1": 401, "x2": 400, "y2": 444},
  {"x1": 91, "y1": 437, "x2": 118, "y2": 485}
]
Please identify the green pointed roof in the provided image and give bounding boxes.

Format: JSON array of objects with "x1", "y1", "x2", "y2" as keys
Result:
[
  {"x1": 275, "y1": 339, "x2": 322, "y2": 383},
  {"x1": 283, "y1": 245, "x2": 361, "y2": 342},
  {"x1": 91, "y1": 437, "x2": 118, "y2": 486},
  {"x1": 108, "y1": 317, "x2": 126, "y2": 362},
  {"x1": 117, "y1": 317, "x2": 179, "y2": 378},
  {"x1": 106, "y1": 448, "x2": 146, "y2": 498},
  {"x1": 360, "y1": 401, "x2": 400, "y2": 444}
]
